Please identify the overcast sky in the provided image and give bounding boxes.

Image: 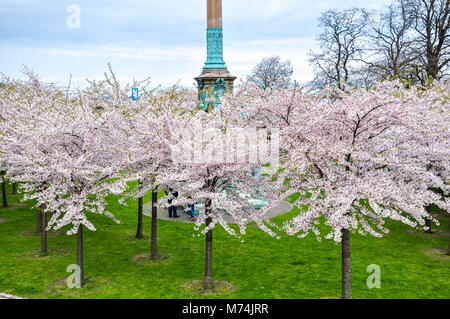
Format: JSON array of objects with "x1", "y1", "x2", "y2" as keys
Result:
[{"x1": 0, "y1": 0, "x2": 393, "y2": 89}]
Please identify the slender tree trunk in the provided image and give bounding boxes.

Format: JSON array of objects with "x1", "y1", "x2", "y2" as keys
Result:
[
  {"x1": 204, "y1": 200, "x2": 214, "y2": 290},
  {"x1": 135, "y1": 180, "x2": 144, "y2": 239},
  {"x1": 135, "y1": 196, "x2": 144, "y2": 239},
  {"x1": 342, "y1": 229, "x2": 351, "y2": 299},
  {"x1": 77, "y1": 225, "x2": 85, "y2": 287},
  {"x1": 150, "y1": 188, "x2": 158, "y2": 261},
  {"x1": 424, "y1": 218, "x2": 433, "y2": 233},
  {"x1": 341, "y1": 156, "x2": 352, "y2": 299},
  {"x1": 447, "y1": 221, "x2": 450, "y2": 256},
  {"x1": 12, "y1": 183, "x2": 17, "y2": 195},
  {"x1": 40, "y1": 210, "x2": 47, "y2": 255},
  {"x1": 424, "y1": 205, "x2": 434, "y2": 233},
  {"x1": 1, "y1": 179, "x2": 7, "y2": 208},
  {"x1": 37, "y1": 210, "x2": 43, "y2": 233}
]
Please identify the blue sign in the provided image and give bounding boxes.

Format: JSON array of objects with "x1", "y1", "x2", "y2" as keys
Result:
[{"x1": 131, "y1": 87, "x2": 139, "y2": 101}]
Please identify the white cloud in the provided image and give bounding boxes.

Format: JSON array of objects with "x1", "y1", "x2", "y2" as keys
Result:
[{"x1": 36, "y1": 36, "x2": 318, "y2": 87}]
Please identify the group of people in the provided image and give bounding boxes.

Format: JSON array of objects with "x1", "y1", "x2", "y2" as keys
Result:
[{"x1": 167, "y1": 188, "x2": 196, "y2": 222}]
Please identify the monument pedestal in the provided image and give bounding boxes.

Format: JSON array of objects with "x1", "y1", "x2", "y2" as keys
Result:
[
  {"x1": 195, "y1": 68, "x2": 236, "y2": 94},
  {"x1": 195, "y1": 69, "x2": 236, "y2": 111}
]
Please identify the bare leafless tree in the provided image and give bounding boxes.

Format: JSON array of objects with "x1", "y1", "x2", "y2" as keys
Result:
[
  {"x1": 309, "y1": 8, "x2": 370, "y2": 90},
  {"x1": 363, "y1": 1, "x2": 419, "y2": 82},
  {"x1": 249, "y1": 56, "x2": 293, "y2": 91},
  {"x1": 409, "y1": 0, "x2": 450, "y2": 83}
]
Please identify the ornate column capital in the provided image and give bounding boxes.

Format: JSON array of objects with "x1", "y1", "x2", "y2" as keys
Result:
[{"x1": 204, "y1": 28, "x2": 227, "y2": 70}]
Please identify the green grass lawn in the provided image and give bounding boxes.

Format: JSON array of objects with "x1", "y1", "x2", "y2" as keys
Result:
[{"x1": 0, "y1": 182, "x2": 449, "y2": 299}]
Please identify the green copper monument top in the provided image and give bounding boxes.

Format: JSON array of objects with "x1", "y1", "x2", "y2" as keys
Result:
[
  {"x1": 196, "y1": 0, "x2": 236, "y2": 111},
  {"x1": 204, "y1": 28, "x2": 227, "y2": 69}
]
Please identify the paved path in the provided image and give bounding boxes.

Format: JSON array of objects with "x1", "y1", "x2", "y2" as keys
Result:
[
  {"x1": 0, "y1": 293, "x2": 25, "y2": 299},
  {"x1": 143, "y1": 201, "x2": 293, "y2": 224}
]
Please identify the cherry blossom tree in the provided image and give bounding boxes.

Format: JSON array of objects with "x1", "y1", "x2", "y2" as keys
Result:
[
  {"x1": 0, "y1": 76, "x2": 65, "y2": 251},
  {"x1": 0, "y1": 83, "x2": 11, "y2": 209},
  {"x1": 89, "y1": 69, "x2": 201, "y2": 260},
  {"x1": 0, "y1": 73, "x2": 129, "y2": 285},
  {"x1": 413, "y1": 80, "x2": 450, "y2": 252},
  {"x1": 122, "y1": 85, "x2": 198, "y2": 259},
  {"x1": 82, "y1": 71, "x2": 154, "y2": 241},
  {"x1": 80, "y1": 67, "x2": 171, "y2": 248},
  {"x1": 273, "y1": 81, "x2": 449, "y2": 299},
  {"x1": 142, "y1": 96, "x2": 280, "y2": 290}
]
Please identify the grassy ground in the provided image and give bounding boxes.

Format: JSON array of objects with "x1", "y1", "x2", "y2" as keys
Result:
[{"x1": 0, "y1": 182, "x2": 449, "y2": 299}]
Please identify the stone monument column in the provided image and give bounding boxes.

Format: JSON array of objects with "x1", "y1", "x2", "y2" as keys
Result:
[{"x1": 195, "y1": 0, "x2": 236, "y2": 111}]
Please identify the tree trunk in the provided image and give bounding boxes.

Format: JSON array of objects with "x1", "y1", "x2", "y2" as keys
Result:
[
  {"x1": 37, "y1": 210, "x2": 43, "y2": 233},
  {"x1": 135, "y1": 196, "x2": 144, "y2": 239},
  {"x1": 1, "y1": 179, "x2": 7, "y2": 208},
  {"x1": 424, "y1": 216, "x2": 433, "y2": 234},
  {"x1": 12, "y1": 183, "x2": 17, "y2": 195},
  {"x1": 204, "y1": 200, "x2": 214, "y2": 290},
  {"x1": 40, "y1": 210, "x2": 47, "y2": 255},
  {"x1": 447, "y1": 221, "x2": 450, "y2": 256},
  {"x1": 342, "y1": 229, "x2": 351, "y2": 299},
  {"x1": 150, "y1": 188, "x2": 158, "y2": 261},
  {"x1": 77, "y1": 225, "x2": 85, "y2": 287}
]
